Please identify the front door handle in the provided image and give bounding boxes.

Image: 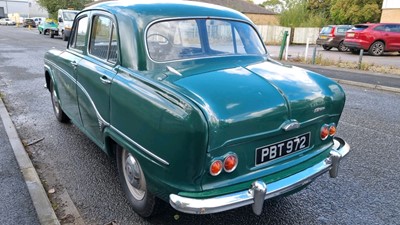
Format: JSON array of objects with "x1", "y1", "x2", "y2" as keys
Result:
[
  {"x1": 70, "y1": 61, "x2": 78, "y2": 69},
  {"x1": 100, "y1": 76, "x2": 111, "y2": 84}
]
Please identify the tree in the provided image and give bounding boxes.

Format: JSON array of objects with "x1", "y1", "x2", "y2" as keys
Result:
[
  {"x1": 37, "y1": 0, "x2": 93, "y2": 19},
  {"x1": 330, "y1": 0, "x2": 383, "y2": 24}
]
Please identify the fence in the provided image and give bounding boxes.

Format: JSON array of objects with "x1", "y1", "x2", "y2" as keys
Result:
[{"x1": 257, "y1": 25, "x2": 320, "y2": 45}]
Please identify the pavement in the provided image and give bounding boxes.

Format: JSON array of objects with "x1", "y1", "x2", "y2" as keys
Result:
[{"x1": 0, "y1": 63, "x2": 399, "y2": 225}]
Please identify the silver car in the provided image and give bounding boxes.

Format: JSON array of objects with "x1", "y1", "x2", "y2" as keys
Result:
[{"x1": 0, "y1": 18, "x2": 16, "y2": 26}]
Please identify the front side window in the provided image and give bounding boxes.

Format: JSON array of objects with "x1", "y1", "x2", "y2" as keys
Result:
[
  {"x1": 89, "y1": 15, "x2": 118, "y2": 63},
  {"x1": 146, "y1": 19, "x2": 265, "y2": 62},
  {"x1": 70, "y1": 16, "x2": 88, "y2": 51}
]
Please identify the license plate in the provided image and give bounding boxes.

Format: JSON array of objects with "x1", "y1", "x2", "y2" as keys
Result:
[
  {"x1": 347, "y1": 33, "x2": 355, "y2": 37},
  {"x1": 255, "y1": 133, "x2": 311, "y2": 166},
  {"x1": 320, "y1": 35, "x2": 327, "y2": 39}
]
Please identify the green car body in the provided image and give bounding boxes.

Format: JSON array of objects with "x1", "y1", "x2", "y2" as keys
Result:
[
  {"x1": 44, "y1": 1, "x2": 350, "y2": 217},
  {"x1": 38, "y1": 19, "x2": 58, "y2": 35}
]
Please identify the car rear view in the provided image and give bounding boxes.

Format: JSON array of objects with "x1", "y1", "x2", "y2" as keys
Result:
[
  {"x1": 316, "y1": 25, "x2": 352, "y2": 52},
  {"x1": 344, "y1": 23, "x2": 400, "y2": 56}
]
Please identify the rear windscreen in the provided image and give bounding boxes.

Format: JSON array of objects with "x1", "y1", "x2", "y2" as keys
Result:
[
  {"x1": 320, "y1": 27, "x2": 333, "y2": 34},
  {"x1": 351, "y1": 25, "x2": 369, "y2": 31}
]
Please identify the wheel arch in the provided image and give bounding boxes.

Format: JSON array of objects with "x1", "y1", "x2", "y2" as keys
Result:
[{"x1": 368, "y1": 39, "x2": 386, "y2": 51}]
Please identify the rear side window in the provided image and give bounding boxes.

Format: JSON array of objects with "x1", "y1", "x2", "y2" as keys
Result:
[
  {"x1": 336, "y1": 26, "x2": 351, "y2": 34},
  {"x1": 89, "y1": 15, "x2": 118, "y2": 63}
]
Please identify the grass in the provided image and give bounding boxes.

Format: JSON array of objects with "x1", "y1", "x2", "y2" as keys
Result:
[{"x1": 287, "y1": 53, "x2": 400, "y2": 76}]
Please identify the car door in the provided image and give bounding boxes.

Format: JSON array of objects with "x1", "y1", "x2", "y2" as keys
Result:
[
  {"x1": 49, "y1": 15, "x2": 89, "y2": 127},
  {"x1": 382, "y1": 24, "x2": 400, "y2": 50},
  {"x1": 75, "y1": 12, "x2": 118, "y2": 147}
]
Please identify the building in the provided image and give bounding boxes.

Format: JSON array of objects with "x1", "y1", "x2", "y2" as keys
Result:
[
  {"x1": 0, "y1": 0, "x2": 48, "y2": 19},
  {"x1": 86, "y1": 0, "x2": 279, "y2": 25},
  {"x1": 192, "y1": 0, "x2": 278, "y2": 25},
  {"x1": 381, "y1": 0, "x2": 400, "y2": 23}
]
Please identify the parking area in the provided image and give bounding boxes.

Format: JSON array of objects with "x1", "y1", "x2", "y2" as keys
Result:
[{"x1": 267, "y1": 44, "x2": 400, "y2": 68}]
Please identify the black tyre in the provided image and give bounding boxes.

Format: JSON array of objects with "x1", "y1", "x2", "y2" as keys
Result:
[
  {"x1": 322, "y1": 45, "x2": 332, "y2": 51},
  {"x1": 338, "y1": 41, "x2": 349, "y2": 52},
  {"x1": 368, "y1": 41, "x2": 384, "y2": 56},
  {"x1": 350, "y1": 49, "x2": 360, "y2": 54},
  {"x1": 50, "y1": 81, "x2": 69, "y2": 123},
  {"x1": 50, "y1": 30, "x2": 55, "y2": 38},
  {"x1": 62, "y1": 32, "x2": 68, "y2": 41},
  {"x1": 39, "y1": 30, "x2": 42, "y2": 34},
  {"x1": 116, "y1": 146, "x2": 158, "y2": 217}
]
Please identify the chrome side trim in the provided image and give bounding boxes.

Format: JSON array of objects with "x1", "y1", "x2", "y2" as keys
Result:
[
  {"x1": 109, "y1": 125, "x2": 170, "y2": 166},
  {"x1": 45, "y1": 59, "x2": 170, "y2": 166},
  {"x1": 169, "y1": 137, "x2": 349, "y2": 214}
]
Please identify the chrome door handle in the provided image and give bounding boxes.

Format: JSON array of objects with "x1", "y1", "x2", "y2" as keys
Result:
[
  {"x1": 70, "y1": 61, "x2": 78, "y2": 68},
  {"x1": 100, "y1": 76, "x2": 111, "y2": 84}
]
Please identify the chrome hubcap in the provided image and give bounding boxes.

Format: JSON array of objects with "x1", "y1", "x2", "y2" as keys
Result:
[
  {"x1": 123, "y1": 150, "x2": 145, "y2": 200},
  {"x1": 52, "y1": 89, "x2": 60, "y2": 115},
  {"x1": 373, "y1": 43, "x2": 384, "y2": 55}
]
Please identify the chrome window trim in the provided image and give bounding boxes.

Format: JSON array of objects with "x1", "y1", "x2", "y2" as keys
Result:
[{"x1": 144, "y1": 16, "x2": 267, "y2": 64}]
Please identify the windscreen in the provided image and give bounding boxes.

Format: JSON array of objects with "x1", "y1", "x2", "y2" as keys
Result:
[{"x1": 146, "y1": 19, "x2": 266, "y2": 62}]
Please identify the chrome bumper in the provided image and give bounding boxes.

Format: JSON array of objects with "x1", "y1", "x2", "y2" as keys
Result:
[{"x1": 169, "y1": 137, "x2": 350, "y2": 215}]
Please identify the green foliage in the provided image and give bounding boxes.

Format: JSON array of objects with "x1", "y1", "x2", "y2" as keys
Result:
[
  {"x1": 330, "y1": 0, "x2": 382, "y2": 24},
  {"x1": 37, "y1": 0, "x2": 93, "y2": 19},
  {"x1": 262, "y1": 0, "x2": 383, "y2": 27}
]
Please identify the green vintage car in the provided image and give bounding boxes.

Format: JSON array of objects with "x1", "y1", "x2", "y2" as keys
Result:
[
  {"x1": 44, "y1": 1, "x2": 350, "y2": 217},
  {"x1": 38, "y1": 19, "x2": 58, "y2": 35}
]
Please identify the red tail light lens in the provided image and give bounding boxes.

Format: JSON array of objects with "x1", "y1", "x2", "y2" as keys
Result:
[
  {"x1": 329, "y1": 27, "x2": 336, "y2": 37},
  {"x1": 224, "y1": 154, "x2": 238, "y2": 173},
  {"x1": 320, "y1": 124, "x2": 329, "y2": 140},
  {"x1": 329, "y1": 124, "x2": 337, "y2": 136},
  {"x1": 210, "y1": 160, "x2": 223, "y2": 176}
]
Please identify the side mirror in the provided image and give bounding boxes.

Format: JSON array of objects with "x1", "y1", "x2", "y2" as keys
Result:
[{"x1": 58, "y1": 17, "x2": 63, "y2": 23}]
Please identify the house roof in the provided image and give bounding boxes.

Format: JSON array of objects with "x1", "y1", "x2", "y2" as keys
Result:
[{"x1": 189, "y1": 0, "x2": 276, "y2": 15}]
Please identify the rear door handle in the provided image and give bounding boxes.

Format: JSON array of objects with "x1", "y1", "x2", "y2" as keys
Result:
[{"x1": 100, "y1": 76, "x2": 111, "y2": 84}]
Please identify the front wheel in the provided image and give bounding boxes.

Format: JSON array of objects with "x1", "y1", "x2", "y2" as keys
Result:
[
  {"x1": 50, "y1": 30, "x2": 55, "y2": 38},
  {"x1": 62, "y1": 31, "x2": 68, "y2": 41},
  {"x1": 369, "y1": 41, "x2": 385, "y2": 56},
  {"x1": 50, "y1": 81, "x2": 69, "y2": 123},
  {"x1": 116, "y1": 146, "x2": 158, "y2": 217}
]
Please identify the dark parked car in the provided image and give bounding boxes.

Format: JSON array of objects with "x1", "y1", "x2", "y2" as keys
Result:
[
  {"x1": 44, "y1": 1, "x2": 350, "y2": 217},
  {"x1": 22, "y1": 18, "x2": 36, "y2": 28},
  {"x1": 316, "y1": 25, "x2": 352, "y2": 51},
  {"x1": 344, "y1": 23, "x2": 400, "y2": 56}
]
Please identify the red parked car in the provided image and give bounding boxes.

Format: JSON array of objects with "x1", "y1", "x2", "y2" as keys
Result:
[{"x1": 344, "y1": 23, "x2": 400, "y2": 56}]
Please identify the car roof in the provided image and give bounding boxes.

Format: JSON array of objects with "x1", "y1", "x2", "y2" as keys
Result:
[{"x1": 85, "y1": 0, "x2": 252, "y2": 25}]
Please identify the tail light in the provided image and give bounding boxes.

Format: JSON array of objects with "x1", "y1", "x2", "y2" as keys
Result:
[
  {"x1": 320, "y1": 123, "x2": 337, "y2": 140},
  {"x1": 210, "y1": 160, "x2": 223, "y2": 176},
  {"x1": 328, "y1": 27, "x2": 336, "y2": 37},
  {"x1": 224, "y1": 154, "x2": 238, "y2": 173},
  {"x1": 210, "y1": 153, "x2": 238, "y2": 176}
]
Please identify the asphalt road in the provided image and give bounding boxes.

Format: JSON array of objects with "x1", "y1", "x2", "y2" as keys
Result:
[{"x1": 1, "y1": 26, "x2": 400, "y2": 225}]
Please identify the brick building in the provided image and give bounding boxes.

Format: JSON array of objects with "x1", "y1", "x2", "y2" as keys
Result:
[
  {"x1": 193, "y1": 0, "x2": 278, "y2": 25},
  {"x1": 381, "y1": 0, "x2": 400, "y2": 23}
]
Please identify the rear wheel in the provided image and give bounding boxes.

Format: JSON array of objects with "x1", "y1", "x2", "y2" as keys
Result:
[
  {"x1": 116, "y1": 146, "x2": 158, "y2": 217},
  {"x1": 322, "y1": 45, "x2": 332, "y2": 51},
  {"x1": 62, "y1": 31, "x2": 68, "y2": 41},
  {"x1": 368, "y1": 41, "x2": 384, "y2": 56},
  {"x1": 50, "y1": 30, "x2": 55, "y2": 38},
  {"x1": 50, "y1": 81, "x2": 69, "y2": 123},
  {"x1": 338, "y1": 41, "x2": 348, "y2": 52}
]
